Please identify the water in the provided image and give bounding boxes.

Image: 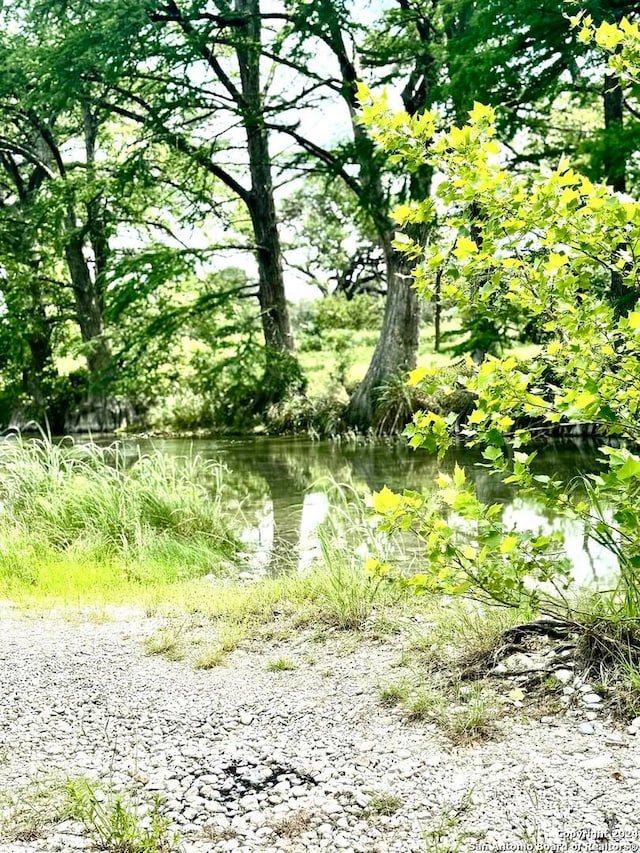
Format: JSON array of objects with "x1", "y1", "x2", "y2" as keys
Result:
[{"x1": 114, "y1": 435, "x2": 615, "y2": 583}]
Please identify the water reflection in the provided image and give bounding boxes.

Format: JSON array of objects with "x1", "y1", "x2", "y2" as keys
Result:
[{"x1": 123, "y1": 436, "x2": 613, "y2": 583}]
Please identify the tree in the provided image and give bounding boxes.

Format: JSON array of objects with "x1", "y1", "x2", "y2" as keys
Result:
[
  {"x1": 441, "y1": 0, "x2": 640, "y2": 188},
  {"x1": 276, "y1": 0, "x2": 448, "y2": 426},
  {"x1": 30, "y1": 0, "x2": 301, "y2": 404},
  {"x1": 365, "y1": 15, "x2": 640, "y2": 639}
]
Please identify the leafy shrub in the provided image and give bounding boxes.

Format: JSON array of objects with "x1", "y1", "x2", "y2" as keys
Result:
[
  {"x1": 314, "y1": 293, "x2": 384, "y2": 332},
  {"x1": 360, "y1": 17, "x2": 640, "y2": 643}
]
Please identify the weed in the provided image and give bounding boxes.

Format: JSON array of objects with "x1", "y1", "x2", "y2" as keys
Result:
[
  {"x1": 193, "y1": 644, "x2": 225, "y2": 669},
  {"x1": 217, "y1": 620, "x2": 246, "y2": 652},
  {"x1": 202, "y1": 824, "x2": 237, "y2": 841},
  {"x1": 378, "y1": 682, "x2": 410, "y2": 707},
  {"x1": 409, "y1": 602, "x2": 524, "y2": 671},
  {"x1": 367, "y1": 791, "x2": 403, "y2": 816},
  {"x1": 266, "y1": 657, "x2": 298, "y2": 672},
  {"x1": 0, "y1": 779, "x2": 70, "y2": 843},
  {"x1": 444, "y1": 686, "x2": 494, "y2": 744},
  {"x1": 312, "y1": 536, "x2": 385, "y2": 630},
  {"x1": 422, "y1": 790, "x2": 477, "y2": 853},
  {"x1": 66, "y1": 779, "x2": 179, "y2": 853},
  {"x1": 143, "y1": 627, "x2": 185, "y2": 661},
  {"x1": 406, "y1": 688, "x2": 444, "y2": 722},
  {"x1": 269, "y1": 809, "x2": 313, "y2": 837}
]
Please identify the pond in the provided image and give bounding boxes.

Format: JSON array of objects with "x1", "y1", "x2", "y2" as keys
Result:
[{"x1": 114, "y1": 435, "x2": 615, "y2": 585}]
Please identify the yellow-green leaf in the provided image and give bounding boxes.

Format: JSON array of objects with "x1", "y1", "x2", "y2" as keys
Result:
[
  {"x1": 468, "y1": 102, "x2": 495, "y2": 124},
  {"x1": 453, "y1": 464, "x2": 466, "y2": 486},
  {"x1": 372, "y1": 486, "x2": 402, "y2": 514},
  {"x1": 500, "y1": 535, "x2": 518, "y2": 554},
  {"x1": 408, "y1": 366, "x2": 428, "y2": 386},
  {"x1": 544, "y1": 252, "x2": 569, "y2": 272},
  {"x1": 453, "y1": 237, "x2": 478, "y2": 260}
]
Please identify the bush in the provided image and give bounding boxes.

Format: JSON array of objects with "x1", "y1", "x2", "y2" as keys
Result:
[
  {"x1": 314, "y1": 293, "x2": 384, "y2": 332},
  {"x1": 360, "y1": 17, "x2": 640, "y2": 643}
]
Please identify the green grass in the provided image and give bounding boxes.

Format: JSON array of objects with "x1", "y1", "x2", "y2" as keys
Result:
[
  {"x1": 266, "y1": 657, "x2": 298, "y2": 671},
  {"x1": 378, "y1": 681, "x2": 411, "y2": 707},
  {"x1": 0, "y1": 778, "x2": 71, "y2": 843},
  {"x1": 193, "y1": 643, "x2": 227, "y2": 669},
  {"x1": 0, "y1": 437, "x2": 238, "y2": 605},
  {"x1": 367, "y1": 791, "x2": 403, "y2": 816},
  {"x1": 143, "y1": 627, "x2": 186, "y2": 661},
  {"x1": 298, "y1": 321, "x2": 538, "y2": 400},
  {"x1": 66, "y1": 780, "x2": 179, "y2": 853}
]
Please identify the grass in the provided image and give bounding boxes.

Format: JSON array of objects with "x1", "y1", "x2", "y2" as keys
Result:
[
  {"x1": 298, "y1": 321, "x2": 538, "y2": 402},
  {"x1": 0, "y1": 437, "x2": 239, "y2": 605},
  {"x1": 193, "y1": 643, "x2": 227, "y2": 669},
  {"x1": 66, "y1": 779, "x2": 179, "y2": 853},
  {"x1": 266, "y1": 657, "x2": 298, "y2": 671},
  {"x1": 375, "y1": 602, "x2": 516, "y2": 741},
  {"x1": 367, "y1": 792, "x2": 403, "y2": 816},
  {"x1": 422, "y1": 790, "x2": 477, "y2": 853},
  {"x1": 378, "y1": 681, "x2": 411, "y2": 707},
  {"x1": 143, "y1": 626, "x2": 186, "y2": 661},
  {"x1": 268, "y1": 810, "x2": 313, "y2": 838},
  {"x1": 406, "y1": 601, "x2": 527, "y2": 673},
  {"x1": 0, "y1": 778, "x2": 71, "y2": 843}
]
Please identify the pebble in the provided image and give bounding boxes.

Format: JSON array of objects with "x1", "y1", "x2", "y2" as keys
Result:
[
  {"x1": 554, "y1": 669, "x2": 574, "y2": 684},
  {"x1": 1, "y1": 611, "x2": 639, "y2": 853},
  {"x1": 581, "y1": 754, "x2": 614, "y2": 770}
]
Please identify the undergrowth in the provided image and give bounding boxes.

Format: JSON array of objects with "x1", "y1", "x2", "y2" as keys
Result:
[
  {"x1": 0, "y1": 437, "x2": 239, "y2": 602},
  {"x1": 66, "y1": 780, "x2": 179, "y2": 853}
]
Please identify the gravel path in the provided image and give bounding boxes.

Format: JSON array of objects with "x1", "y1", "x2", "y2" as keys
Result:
[{"x1": 1, "y1": 607, "x2": 640, "y2": 853}]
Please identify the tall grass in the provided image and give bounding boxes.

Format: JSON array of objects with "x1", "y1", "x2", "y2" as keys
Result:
[{"x1": 0, "y1": 437, "x2": 239, "y2": 602}]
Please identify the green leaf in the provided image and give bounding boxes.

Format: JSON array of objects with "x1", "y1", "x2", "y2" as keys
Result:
[
  {"x1": 453, "y1": 464, "x2": 466, "y2": 486},
  {"x1": 500, "y1": 535, "x2": 518, "y2": 554},
  {"x1": 616, "y1": 457, "x2": 640, "y2": 480}
]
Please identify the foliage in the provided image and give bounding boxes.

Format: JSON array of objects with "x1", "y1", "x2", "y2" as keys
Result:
[
  {"x1": 263, "y1": 390, "x2": 347, "y2": 437},
  {"x1": 440, "y1": 0, "x2": 640, "y2": 190},
  {"x1": 0, "y1": 438, "x2": 238, "y2": 597},
  {"x1": 314, "y1": 294, "x2": 385, "y2": 333},
  {"x1": 362, "y1": 19, "x2": 640, "y2": 630},
  {"x1": 66, "y1": 780, "x2": 178, "y2": 853}
]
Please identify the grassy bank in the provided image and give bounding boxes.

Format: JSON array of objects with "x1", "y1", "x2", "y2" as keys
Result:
[
  {"x1": 0, "y1": 438, "x2": 238, "y2": 604},
  {"x1": 0, "y1": 438, "x2": 405, "y2": 621}
]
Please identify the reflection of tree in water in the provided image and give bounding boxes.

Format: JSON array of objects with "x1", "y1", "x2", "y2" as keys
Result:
[{"x1": 130, "y1": 436, "x2": 607, "y2": 577}]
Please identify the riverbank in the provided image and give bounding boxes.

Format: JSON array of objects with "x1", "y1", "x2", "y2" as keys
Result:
[{"x1": 1, "y1": 604, "x2": 640, "y2": 853}]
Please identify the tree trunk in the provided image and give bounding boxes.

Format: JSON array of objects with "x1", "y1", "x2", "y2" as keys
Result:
[
  {"x1": 64, "y1": 209, "x2": 111, "y2": 379},
  {"x1": 603, "y1": 72, "x2": 625, "y2": 194},
  {"x1": 234, "y1": 0, "x2": 295, "y2": 401},
  {"x1": 21, "y1": 290, "x2": 54, "y2": 417},
  {"x1": 348, "y1": 245, "x2": 421, "y2": 426},
  {"x1": 311, "y1": 0, "x2": 424, "y2": 428},
  {"x1": 602, "y1": 73, "x2": 634, "y2": 315}
]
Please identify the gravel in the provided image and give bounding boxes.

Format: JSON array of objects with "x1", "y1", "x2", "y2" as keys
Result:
[{"x1": 1, "y1": 606, "x2": 640, "y2": 853}]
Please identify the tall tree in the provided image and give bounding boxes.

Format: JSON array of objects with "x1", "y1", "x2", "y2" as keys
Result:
[
  {"x1": 441, "y1": 0, "x2": 640, "y2": 188},
  {"x1": 273, "y1": 0, "x2": 444, "y2": 426},
  {"x1": 31, "y1": 0, "x2": 301, "y2": 403}
]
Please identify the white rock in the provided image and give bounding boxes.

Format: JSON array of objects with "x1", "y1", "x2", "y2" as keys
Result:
[{"x1": 581, "y1": 753, "x2": 613, "y2": 770}]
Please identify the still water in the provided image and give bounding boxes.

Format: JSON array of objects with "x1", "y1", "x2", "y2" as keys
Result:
[{"x1": 115, "y1": 435, "x2": 615, "y2": 584}]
